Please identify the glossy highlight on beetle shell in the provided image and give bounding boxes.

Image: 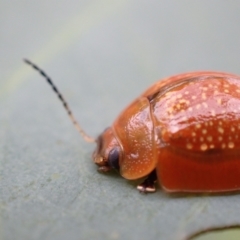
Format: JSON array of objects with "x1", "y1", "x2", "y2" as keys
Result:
[{"x1": 153, "y1": 74, "x2": 240, "y2": 152}]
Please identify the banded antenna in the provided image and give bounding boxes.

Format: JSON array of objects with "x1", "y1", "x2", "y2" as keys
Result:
[{"x1": 24, "y1": 59, "x2": 96, "y2": 143}]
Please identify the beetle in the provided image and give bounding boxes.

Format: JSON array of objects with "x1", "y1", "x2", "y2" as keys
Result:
[{"x1": 24, "y1": 59, "x2": 240, "y2": 193}]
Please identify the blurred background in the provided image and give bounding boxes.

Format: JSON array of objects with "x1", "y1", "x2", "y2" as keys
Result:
[{"x1": 1, "y1": 1, "x2": 240, "y2": 240}]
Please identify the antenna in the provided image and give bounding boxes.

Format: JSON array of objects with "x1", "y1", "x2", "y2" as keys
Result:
[{"x1": 24, "y1": 59, "x2": 96, "y2": 143}]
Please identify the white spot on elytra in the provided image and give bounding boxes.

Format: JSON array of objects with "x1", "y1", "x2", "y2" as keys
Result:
[
  {"x1": 228, "y1": 142, "x2": 235, "y2": 149},
  {"x1": 217, "y1": 98, "x2": 222, "y2": 105},
  {"x1": 186, "y1": 143, "x2": 193, "y2": 149},
  {"x1": 179, "y1": 99, "x2": 190, "y2": 105},
  {"x1": 192, "y1": 96, "x2": 197, "y2": 100},
  {"x1": 200, "y1": 143, "x2": 208, "y2": 151},
  {"x1": 210, "y1": 144, "x2": 215, "y2": 149},
  {"x1": 202, "y1": 93, "x2": 207, "y2": 100},
  {"x1": 166, "y1": 92, "x2": 173, "y2": 97},
  {"x1": 207, "y1": 136, "x2": 212, "y2": 142},
  {"x1": 196, "y1": 124, "x2": 201, "y2": 129},
  {"x1": 192, "y1": 132, "x2": 196, "y2": 137},
  {"x1": 181, "y1": 116, "x2": 187, "y2": 121},
  {"x1": 202, "y1": 129, "x2": 207, "y2": 134},
  {"x1": 222, "y1": 143, "x2": 226, "y2": 149},
  {"x1": 231, "y1": 127, "x2": 235, "y2": 132},
  {"x1": 196, "y1": 104, "x2": 201, "y2": 110},
  {"x1": 211, "y1": 110, "x2": 216, "y2": 117},
  {"x1": 218, "y1": 136, "x2": 223, "y2": 141},
  {"x1": 202, "y1": 102, "x2": 208, "y2": 108},
  {"x1": 176, "y1": 104, "x2": 181, "y2": 110},
  {"x1": 167, "y1": 107, "x2": 173, "y2": 114},
  {"x1": 218, "y1": 127, "x2": 224, "y2": 134}
]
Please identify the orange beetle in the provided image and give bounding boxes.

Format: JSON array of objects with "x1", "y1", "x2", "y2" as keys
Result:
[{"x1": 25, "y1": 59, "x2": 240, "y2": 193}]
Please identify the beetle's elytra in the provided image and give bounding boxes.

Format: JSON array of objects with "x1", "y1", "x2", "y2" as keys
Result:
[{"x1": 25, "y1": 59, "x2": 240, "y2": 193}]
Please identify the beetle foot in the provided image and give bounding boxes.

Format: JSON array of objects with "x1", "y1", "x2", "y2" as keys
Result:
[
  {"x1": 98, "y1": 166, "x2": 111, "y2": 173},
  {"x1": 137, "y1": 182, "x2": 156, "y2": 193},
  {"x1": 137, "y1": 170, "x2": 157, "y2": 193}
]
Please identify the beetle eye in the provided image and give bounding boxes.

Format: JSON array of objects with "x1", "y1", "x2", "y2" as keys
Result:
[{"x1": 108, "y1": 148, "x2": 120, "y2": 171}]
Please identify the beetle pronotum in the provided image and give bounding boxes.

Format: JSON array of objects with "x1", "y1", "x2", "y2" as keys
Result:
[{"x1": 25, "y1": 59, "x2": 240, "y2": 193}]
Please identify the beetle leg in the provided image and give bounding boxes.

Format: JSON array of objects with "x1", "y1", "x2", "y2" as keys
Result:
[
  {"x1": 98, "y1": 165, "x2": 111, "y2": 173},
  {"x1": 137, "y1": 170, "x2": 157, "y2": 193}
]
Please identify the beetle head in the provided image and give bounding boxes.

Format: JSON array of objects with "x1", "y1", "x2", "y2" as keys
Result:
[{"x1": 92, "y1": 127, "x2": 121, "y2": 173}]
